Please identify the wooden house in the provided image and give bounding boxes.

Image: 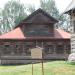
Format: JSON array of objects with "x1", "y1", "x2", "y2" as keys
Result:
[{"x1": 0, "y1": 9, "x2": 71, "y2": 64}]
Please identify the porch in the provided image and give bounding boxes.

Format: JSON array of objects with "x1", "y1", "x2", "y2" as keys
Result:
[
  {"x1": 0, "y1": 40, "x2": 70, "y2": 55},
  {"x1": 0, "y1": 40, "x2": 70, "y2": 64}
]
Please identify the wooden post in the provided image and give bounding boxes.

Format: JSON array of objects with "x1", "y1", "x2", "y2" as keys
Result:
[
  {"x1": 42, "y1": 59, "x2": 44, "y2": 75},
  {"x1": 42, "y1": 44, "x2": 44, "y2": 75},
  {"x1": 32, "y1": 62, "x2": 33, "y2": 75}
]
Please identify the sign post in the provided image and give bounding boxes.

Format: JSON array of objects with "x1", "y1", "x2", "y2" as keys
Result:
[
  {"x1": 31, "y1": 47, "x2": 44, "y2": 75},
  {"x1": 32, "y1": 62, "x2": 33, "y2": 75},
  {"x1": 42, "y1": 59, "x2": 44, "y2": 75}
]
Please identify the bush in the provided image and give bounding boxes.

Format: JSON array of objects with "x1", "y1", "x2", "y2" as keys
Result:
[{"x1": 68, "y1": 53, "x2": 75, "y2": 65}]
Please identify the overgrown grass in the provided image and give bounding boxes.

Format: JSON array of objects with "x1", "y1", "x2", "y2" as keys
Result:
[{"x1": 0, "y1": 61, "x2": 75, "y2": 75}]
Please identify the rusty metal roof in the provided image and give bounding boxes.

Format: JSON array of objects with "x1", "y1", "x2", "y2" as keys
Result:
[{"x1": 0, "y1": 27, "x2": 70, "y2": 40}]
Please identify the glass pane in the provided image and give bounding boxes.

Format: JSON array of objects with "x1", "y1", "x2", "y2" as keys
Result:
[
  {"x1": 56, "y1": 45, "x2": 64, "y2": 54},
  {"x1": 44, "y1": 45, "x2": 54, "y2": 54}
]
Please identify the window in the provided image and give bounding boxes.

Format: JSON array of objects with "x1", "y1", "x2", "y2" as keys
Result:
[
  {"x1": 56, "y1": 45, "x2": 64, "y2": 54},
  {"x1": 4, "y1": 44, "x2": 11, "y2": 55},
  {"x1": 25, "y1": 25, "x2": 52, "y2": 36},
  {"x1": 15, "y1": 44, "x2": 23, "y2": 54},
  {"x1": 65, "y1": 45, "x2": 71, "y2": 54},
  {"x1": 45, "y1": 45, "x2": 54, "y2": 54},
  {"x1": 36, "y1": 41, "x2": 42, "y2": 47},
  {"x1": 24, "y1": 42, "x2": 36, "y2": 55},
  {"x1": 25, "y1": 45, "x2": 31, "y2": 56}
]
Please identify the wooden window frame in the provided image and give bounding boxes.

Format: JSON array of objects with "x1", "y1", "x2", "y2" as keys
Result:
[
  {"x1": 56, "y1": 45, "x2": 64, "y2": 54},
  {"x1": 65, "y1": 44, "x2": 71, "y2": 54},
  {"x1": 45, "y1": 45, "x2": 54, "y2": 54}
]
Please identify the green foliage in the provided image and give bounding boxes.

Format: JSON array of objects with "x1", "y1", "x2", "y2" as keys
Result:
[
  {"x1": 40, "y1": 0, "x2": 59, "y2": 19},
  {"x1": 58, "y1": 14, "x2": 70, "y2": 31},
  {"x1": 40, "y1": 0, "x2": 70, "y2": 30},
  {"x1": 0, "y1": 0, "x2": 27, "y2": 34},
  {"x1": 68, "y1": 53, "x2": 75, "y2": 65},
  {"x1": 26, "y1": 5, "x2": 36, "y2": 14}
]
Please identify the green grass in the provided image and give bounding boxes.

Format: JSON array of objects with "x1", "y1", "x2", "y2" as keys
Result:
[{"x1": 0, "y1": 61, "x2": 75, "y2": 75}]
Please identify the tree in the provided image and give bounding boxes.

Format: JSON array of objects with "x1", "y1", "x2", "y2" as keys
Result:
[
  {"x1": 27, "y1": 0, "x2": 59, "y2": 19},
  {"x1": 1, "y1": 0, "x2": 27, "y2": 33},
  {"x1": 40, "y1": 0, "x2": 59, "y2": 19},
  {"x1": 26, "y1": 5, "x2": 36, "y2": 14},
  {"x1": 40, "y1": 0, "x2": 70, "y2": 30},
  {"x1": 58, "y1": 14, "x2": 70, "y2": 31},
  {"x1": 27, "y1": 0, "x2": 69, "y2": 31}
]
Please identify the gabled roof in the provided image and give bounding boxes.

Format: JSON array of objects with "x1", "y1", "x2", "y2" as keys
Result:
[
  {"x1": 16, "y1": 8, "x2": 58, "y2": 28},
  {"x1": 64, "y1": 0, "x2": 75, "y2": 13},
  {"x1": 24, "y1": 8, "x2": 58, "y2": 22},
  {"x1": 0, "y1": 27, "x2": 70, "y2": 40}
]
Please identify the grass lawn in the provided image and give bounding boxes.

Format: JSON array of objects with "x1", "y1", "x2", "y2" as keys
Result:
[{"x1": 0, "y1": 61, "x2": 75, "y2": 75}]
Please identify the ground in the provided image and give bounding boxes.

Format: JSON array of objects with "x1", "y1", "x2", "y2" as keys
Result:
[{"x1": 0, "y1": 61, "x2": 75, "y2": 75}]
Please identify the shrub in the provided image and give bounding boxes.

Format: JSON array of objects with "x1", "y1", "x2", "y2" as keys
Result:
[{"x1": 68, "y1": 53, "x2": 75, "y2": 65}]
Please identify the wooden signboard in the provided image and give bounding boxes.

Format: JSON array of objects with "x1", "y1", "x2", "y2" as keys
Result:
[
  {"x1": 31, "y1": 47, "x2": 44, "y2": 75},
  {"x1": 31, "y1": 47, "x2": 43, "y2": 59}
]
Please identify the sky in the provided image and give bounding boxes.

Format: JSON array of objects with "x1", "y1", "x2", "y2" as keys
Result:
[{"x1": 0, "y1": 0, "x2": 72, "y2": 13}]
